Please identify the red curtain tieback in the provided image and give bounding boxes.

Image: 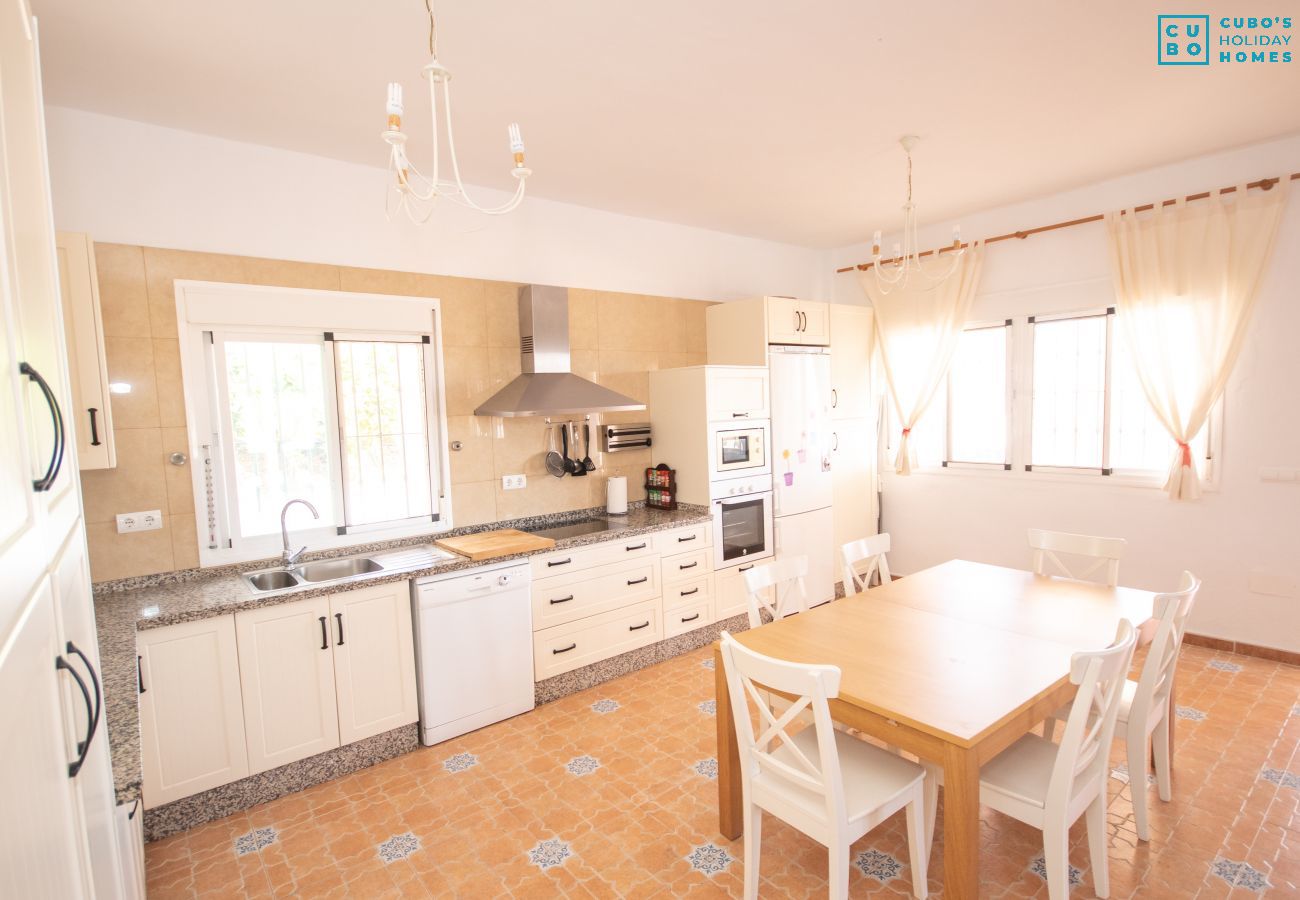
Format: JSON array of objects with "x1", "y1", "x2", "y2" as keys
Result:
[
  {"x1": 1177, "y1": 441, "x2": 1192, "y2": 467},
  {"x1": 901, "y1": 428, "x2": 912, "y2": 437}
]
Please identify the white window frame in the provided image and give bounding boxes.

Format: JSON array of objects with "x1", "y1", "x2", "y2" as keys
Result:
[
  {"x1": 175, "y1": 281, "x2": 453, "y2": 567},
  {"x1": 943, "y1": 319, "x2": 1014, "y2": 472}
]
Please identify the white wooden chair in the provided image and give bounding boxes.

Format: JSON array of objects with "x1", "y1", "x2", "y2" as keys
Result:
[
  {"x1": 840, "y1": 534, "x2": 892, "y2": 594},
  {"x1": 719, "y1": 632, "x2": 932, "y2": 900},
  {"x1": 1028, "y1": 528, "x2": 1127, "y2": 587},
  {"x1": 742, "y1": 556, "x2": 810, "y2": 629},
  {"x1": 971, "y1": 620, "x2": 1138, "y2": 900}
]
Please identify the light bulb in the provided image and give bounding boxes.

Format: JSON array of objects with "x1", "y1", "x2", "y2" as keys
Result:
[
  {"x1": 508, "y1": 123, "x2": 526, "y2": 167},
  {"x1": 872, "y1": 230, "x2": 882, "y2": 256},
  {"x1": 386, "y1": 83, "x2": 404, "y2": 130}
]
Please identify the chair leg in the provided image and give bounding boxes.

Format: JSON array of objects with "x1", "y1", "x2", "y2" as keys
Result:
[
  {"x1": 743, "y1": 803, "x2": 762, "y2": 900},
  {"x1": 1042, "y1": 820, "x2": 1071, "y2": 900},
  {"x1": 1128, "y1": 731, "x2": 1151, "y2": 842},
  {"x1": 827, "y1": 840, "x2": 850, "y2": 900},
  {"x1": 1153, "y1": 709, "x2": 1173, "y2": 803},
  {"x1": 1086, "y1": 793, "x2": 1110, "y2": 898},
  {"x1": 905, "y1": 786, "x2": 930, "y2": 899}
]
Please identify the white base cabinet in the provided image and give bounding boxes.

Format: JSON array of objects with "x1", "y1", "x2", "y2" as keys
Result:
[{"x1": 330, "y1": 581, "x2": 418, "y2": 746}]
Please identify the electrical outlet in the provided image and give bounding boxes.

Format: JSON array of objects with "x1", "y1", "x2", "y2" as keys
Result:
[
  {"x1": 116, "y1": 510, "x2": 163, "y2": 533},
  {"x1": 502, "y1": 474, "x2": 527, "y2": 490}
]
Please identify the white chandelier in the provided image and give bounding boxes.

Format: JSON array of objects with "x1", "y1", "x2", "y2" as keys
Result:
[
  {"x1": 868, "y1": 135, "x2": 964, "y2": 293},
  {"x1": 381, "y1": 0, "x2": 532, "y2": 223}
]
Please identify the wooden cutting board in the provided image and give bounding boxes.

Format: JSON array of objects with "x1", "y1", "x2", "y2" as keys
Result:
[{"x1": 434, "y1": 528, "x2": 556, "y2": 561}]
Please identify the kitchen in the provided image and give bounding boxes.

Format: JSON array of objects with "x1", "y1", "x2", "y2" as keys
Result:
[{"x1": 5, "y1": 3, "x2": 1299, "y2": 899}]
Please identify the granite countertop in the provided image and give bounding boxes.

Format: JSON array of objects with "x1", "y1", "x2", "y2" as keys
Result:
[{"x1": 92, "y1": 503, "x2": 711, "y2": 806}]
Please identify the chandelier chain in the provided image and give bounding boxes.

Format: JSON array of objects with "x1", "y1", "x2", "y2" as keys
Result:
[{"x1": 425, "y1": 0, "x2": 437, "y2": 56}]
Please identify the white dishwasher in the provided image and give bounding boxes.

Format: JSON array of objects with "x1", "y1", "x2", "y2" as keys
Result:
[{"x1": 411, "y1": 561, "x2": 535, "y2": 746}]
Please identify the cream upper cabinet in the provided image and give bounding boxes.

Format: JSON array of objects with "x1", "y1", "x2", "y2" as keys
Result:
[
  {"x1": 707, "y1": 296, "x2": 832, "y2": 364},
  {"x1": 330, "y1": 581, "x2": 419, "y2": 746},
  {"x1": 235, "y1": 595, "x2": 340, "y2": 775},
  {"x1": 796, "y1": 300, "x2": 830, "y2": 345},
  {"x1": 705, "y1": 366, "x2": 770, "y2": 420},
  {"x1": 829, "y1": 304, "x2": 873, "y2": 421},
  {"x1": 765, "y1": 297, "x2": 804, "y2": 344},
  {"x1": 138, "y1": 615, "x2": 249, "y2": 807},
  {"x1": 55, "y1": 233, "x2": 115, "y2": 469}
]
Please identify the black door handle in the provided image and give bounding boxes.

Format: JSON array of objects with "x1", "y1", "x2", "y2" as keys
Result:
[
  {"x1": 680, "y1": 587, "x2": 700, "y2": 597},
  {"x1": 55, "y1": 655, "x2": 93, "y2": 777},
  {"x1": 88, "y1": 408, "x2": 102, "y2": 446},
  {"x1": 553, "y1": 643, "x2": 576, "y2": 654},
  {"x1": 739, "y1": 564, "x2": 755, "y2": 572},
  {"x1": 833, "y1": 432, "x2": 838, "y2": 451},
  {"x1": 677, "y1": 534, "x2": 696, "y2": 543},
  {"x1": 547, "y1": 558, "x2": 572, "y2": 567},
  {"x1": 831, "y1": 389, "x2": 838, "y2": 409},
  {"x1": 137, "y1": 655, "x2": 146, "y2": 694},
  {"x1": 627, "y1": 576, "x2": 648, "y2": 586},
  {"x1": 318, "y1": 616, "x2": 328, "y2": 650},
  {"x1": 625, "y1": 543, "x2": 647, "y2": 551},
  {"x1": 334, "y1": 613, "x2": 344, "y2": 646},
  {"x1": 628, "y1": 621, "x2": 650, "y2": 631},
  {"x1": 681, "y1": 613, "x2": 701, "y2": 623},
  {"x1": 731, "y1": 412, "x2": 748, "y2": 418},
  {"x1": 66, "y1": 642, "x2": 102, "y2": 759},
  {"x1": 20, "y1": 362, "x2": 65, "y2": 492},
  {"x1": 678, "y1": 561, "x2": 698, "y2": 570},
  {"x1": 549, "y1": 595, "x2": 574, "y2": 605}
]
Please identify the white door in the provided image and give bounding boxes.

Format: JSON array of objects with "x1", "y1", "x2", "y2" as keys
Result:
[
  {"x1": 139, "y1": 615, "x2": 249, "y2": 805},
  {"x1": 830, "y1": 305, "x2": 872, "y2": 420},
  {"x1": 774, "y1": 507, "x2": 835, "y2": 607},
  {"x1": 331, "y1": 582, "x2": 418, "y2": 745},
  {"x1": 236, "y1": 596, "x2": 340, "y2": 774},
  {"x1": 56, "y1": 233, "x2": 115, "y2": 470},
  {"x1": 796, "y1": 301, "x2": 831, "y2": 346},
  {"x1": 769, "y1": 350, "x2": 833, "y2": 516},
  {"x1": 0, "y1": 580, "x2": 92, "y2": 900},
  {"x1": 830, "y1": 418, "x2": 876, "y2": 588}
]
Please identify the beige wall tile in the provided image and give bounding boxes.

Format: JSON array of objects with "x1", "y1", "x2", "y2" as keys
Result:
[
  {"x1": 80, "y1": 427, "x2": 168, "y2": 523},
  {"x1": 170, "y1": 514, "x2": 200, "y2": 570},
  {"x1": 568, "y1": 289, "x2": 600, "y2": 350},
  {"x1": 679, "y1": 299, "x2": 712, "y2": 353},
  {"x1": 441, "y1": 346, "x2": 492, "y2": 417},
  {"x1": 338, "y1": 266, "x2": 438, "y2": 297},
  {"x1": 597, "y1": 348, "x2": 660, "y2": 376},
  {"x1": 94, "y1": 243, "x2": 151, "y2": 338},
  {"x1": 446, "y1": 416, "x2": 495, "y2": 484},
  {"x1": 493, "y1": 469, "x2": 592, "y2": 520},
  {"x1": 492, "y1": 417, "x2": 552, "y2": 478},
  {"x1": 570, "y1": 349, "x2": 600, "y2": 380},
  {"x1": 142, "y1": 248, "x2": 246, "y2": 338},
  {"x1": 85, "y1": 518, "x2": 174, "y2": 582},
  {"x1": 484, "y1": 281, "x2": 521, "y2": 348},
  {"x1": 103, "y1": 336, "x2": 160, "y2": 428},
  {"x1": 241, "y1": 257, "x2": 341, "y2": 290},
  {"x1": 161, "y1": 426, "x2": 195, "y2": 516},
  {"x1": 437, "y1": 280, "x2": 488, "y2": 348},
  {"x1": 487, "y1": 346, "x2": 523, "y2": 390},
  {"x1": 153, "y1": 338, "x2": 186, "y2": 427},
  {"x1": 450, "y1": 480, "x2": 497, "y2": 527},
  {"x1": 596, "y1": 292, "x2": 659, "y2": 352}
]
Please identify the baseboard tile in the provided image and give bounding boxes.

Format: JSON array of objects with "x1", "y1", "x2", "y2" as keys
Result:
[{"x1": 1184, "y1": 632, "x2": 1300, "y2": 666}]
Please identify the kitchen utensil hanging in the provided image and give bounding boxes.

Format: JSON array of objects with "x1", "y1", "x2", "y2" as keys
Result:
[
  {"x1": 569, "y1": 422, "x2": 587, "y2": 476},
  {"x1": 582, "y1": 421, "x2": 596, "y2": 472},
  {"x1": 544, "y1": 422, "x2": 566, "y2": 477}
]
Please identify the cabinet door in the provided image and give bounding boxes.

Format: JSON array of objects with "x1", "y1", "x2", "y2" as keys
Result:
[
  {"x1": 765, "y1": 297, "x2": 804, "y2": 344},
  {"x1": 797, "y1": 301, "x2": 831, "y2": 346},
  {"x1": 774, "y1": 508, "x2": 835, "y2": 608},
  {"x1": 830, "y1": 304, "x2": 873, "y2": 420},
  {"x1": 830, "y1": 417, "x2": 876, "y2": 588},
  {"x1": 706, "y1": 367, "x2": 770, "y2": 420},
  {"x1": 236, "y1": 596, "x2": 340, "y2": 774},
  {"x1": 139, "y1": 615, "x2": 249, "y2": 805},
  {"x1": 330, "y1": 582, "x2": 418, "y2": 745},
  {"x1": 715, "y1": 563, "x2": 769, "y2": 622},
  {"x1": 56, "y1": 234, "x2": 114, "y2": 470}
]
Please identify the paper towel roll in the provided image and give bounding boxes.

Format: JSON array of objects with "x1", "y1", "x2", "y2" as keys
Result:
[{"x1": 606, "y1": 475, "x2": 628, "y2": 515}]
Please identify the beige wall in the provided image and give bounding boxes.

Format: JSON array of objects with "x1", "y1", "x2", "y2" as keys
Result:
[{"x1": 82, "y1": 244, "x2": 710, "y2": 582}]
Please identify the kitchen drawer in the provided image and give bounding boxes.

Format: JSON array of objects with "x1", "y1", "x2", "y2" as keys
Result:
[
  {"x1": 663, "y1": 573, "x2": 713, "y2": 611},
  {"x1": 661, "y1": 547, "x2": 710, "y2": 584},
  {"x1": 654, "y1": 523, "x2": 711, "y2": 555},
  {"x1": 532, "y1": 557, "x2": 660, "y2": 630},
  {"x1": 530, "y1": 533, "x2": 657, "y2": 578},
  {"x1": 664, "y1": 596, "x2": 715, "y2": 638},
  {"x1": 533, "y1": 599, "x2": 661, "y2": 680}
]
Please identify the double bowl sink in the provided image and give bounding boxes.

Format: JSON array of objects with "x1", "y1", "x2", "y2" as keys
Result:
[{"x1": 245, "y1": 556, "x2": 385, "y2": 593}]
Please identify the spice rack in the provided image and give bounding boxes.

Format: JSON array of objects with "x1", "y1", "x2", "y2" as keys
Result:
[{"x1": 644, "y1": 464, "x2": 677, "y2": 510}]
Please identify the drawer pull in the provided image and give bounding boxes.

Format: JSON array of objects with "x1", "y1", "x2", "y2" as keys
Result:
[
  {"x1": 677, "y1": 534, "x2": 697, "y2": 543},
  {"x1": 549, "y1": 595, "x2": 574, "y2": 605},
  {"x1": 680, "y1": 587, "x2": 700, "y2": 597},
  {"x1": 681, "y1": 613, "x2": 700, "y2": 623},
  {"x1": 553, "y1": 643, "x2": 577, "y2": 654},
  {"x1": 625, "y1": 543, "x2": 647, "y2": 551},
  {"x1": 739, "y1": 564, "x2": 755, "y2": 572},
  {"x1": 678, "y1": 561, "x2": 698, "y2": 571},
  {"x1": 627, "y1": 576, "x2": 649, "y2": 586},
  {"x1": 628, "y1": 621, "x2": 650, "y2": 631},
  {"x1": 547, "y1": 558, "x2": 572, "y2": 567}
]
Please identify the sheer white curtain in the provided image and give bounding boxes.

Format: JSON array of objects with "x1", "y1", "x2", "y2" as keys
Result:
[
  {"x1": 858, "y1": 243, "x2": 984, "y2": 474},
  {"x1": 1106, "y1": 181, "x2": 1289, "y2": 500}
]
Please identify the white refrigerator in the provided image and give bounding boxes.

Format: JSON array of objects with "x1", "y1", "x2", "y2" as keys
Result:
[{"x1": 768, "y1": 347, "x2": 835, "y2": 606}]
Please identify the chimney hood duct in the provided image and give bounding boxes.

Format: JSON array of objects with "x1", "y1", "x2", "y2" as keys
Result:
[{"x1": 473, "y1": 285, "x2": 646, "y2": 418}]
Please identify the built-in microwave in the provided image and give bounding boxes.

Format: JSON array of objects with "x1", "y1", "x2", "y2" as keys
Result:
[
  {"x1": 710, "y1": 483, "x2": 774, "y2": 571},
  {"x1": 709, "y1": 421, "x2": 770, "y2": 478}
]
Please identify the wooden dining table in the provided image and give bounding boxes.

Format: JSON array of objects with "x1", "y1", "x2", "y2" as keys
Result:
[{"x1": 713, "y1": 559, "x2": 1161, "y2": 900}]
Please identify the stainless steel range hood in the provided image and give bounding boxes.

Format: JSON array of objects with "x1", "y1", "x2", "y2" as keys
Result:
[{"x1": 473, "y1": 285, "x2": 646, "y2": 418}]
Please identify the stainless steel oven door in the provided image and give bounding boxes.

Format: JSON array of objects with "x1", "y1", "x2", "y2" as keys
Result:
[{"x1": 712, "y1": 490, "x2": 774, "y2": 570}]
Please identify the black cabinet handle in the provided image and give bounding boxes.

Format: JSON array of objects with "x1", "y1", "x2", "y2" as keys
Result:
[
  {"x1": 88, "y1": 408, "x2": 102, "y2": 446},
  {"x1": 553, "y1": 643, "x2": 576, "y2": 655},
  {"x1": 335, "y1": 613, "x2": 344, "y2": 646},
  {"x1": 677, "y1": 534, "x2": 697, "y2": 543},
  {"x1": 66, "y1": 642, "x2": 102, "y2": 763},
  {"x1": 833, "y1": 432, "x2": 838, "y2": 452},
  {"x1": 627, "y1": 576, "x2": 648, "y2": 586},
  {"x1": 678, "y1": 561, "x2": 698, "y2": 571},
  {"x1": 739, "y1": 564, "x2": 755, "y2": 572},
  {"x1": 547, "y1": 558, "x2": 572, "y2": 568},
  {"x1": 680, "y1": 587, "x2": 700, "y2": 597},
  {"x1": 20, "y1": 362, "x2": 65, "y2": 492},
  {"x1": 629, "y1": 621, "x2": 650, "y2": 631},
  {"x1": 55, "y1": 655, "x2": 93, "y2": 778},
  {"x1": 731, "y1": 412, "x2": 748, "y2": 418},
  {"x1": 831, "y1": 389, "x2": 838, "y2": 409},
  {"x1": 137, "y1": 655, "x2": 146, "y2": 694},
  {"x1": 681, "y1": 613, "x2": 700, "y2": 623},
  {"x1": 625, "y1": 543, "x2": 647, "y2": 552},
  {"x1": 794, "y1": 310, "x2": 801, "y2": 333},
  {"x1": 549, "y1": 595, "x2": 574, "y2": 605},
  {"x1": 318, "y1": 616, "x2": 328, "y2": 650}
]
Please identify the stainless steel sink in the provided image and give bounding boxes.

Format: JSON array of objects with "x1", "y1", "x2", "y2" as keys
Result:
[
  {"x1": 246, "y1": 570, "x2": 301, "y2": 591},
  {"x1": 291, "y1": 557, "x2": 384, "y2": 583}
]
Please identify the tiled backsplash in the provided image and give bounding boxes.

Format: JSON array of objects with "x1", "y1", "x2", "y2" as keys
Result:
[{"x1": 80, "y1": 244, "x2": 712, "y2": 581}]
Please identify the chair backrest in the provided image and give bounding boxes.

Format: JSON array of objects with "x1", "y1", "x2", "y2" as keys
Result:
[
  {"x1": 1130, "y1": 571, "x2": 1200, "y2": 722},
  {"x1": 742, "y1": 556, "x2": 809, "y2": 629},
  {"x1": 719, "y1": 631, "x2": 846, "y2": 830},
  {"x1": 1028, "y1": 528, "x2": 1127, "y2": 586},
  {"x1": 840, "y1": 533, "x2": 892, "y2": 594},
  {"x1": 1048, "y1": 619, "x2": 1138, "y2": 810}
]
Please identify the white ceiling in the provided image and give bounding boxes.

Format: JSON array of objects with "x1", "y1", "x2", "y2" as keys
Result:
[{"x1": 30, "y1": 1, "x2": 1300, "y2": 247}]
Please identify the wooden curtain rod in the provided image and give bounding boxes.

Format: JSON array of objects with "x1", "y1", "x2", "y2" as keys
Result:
[{"x1": 836, "y1": 171, "x2": 1300, "y2": 274}]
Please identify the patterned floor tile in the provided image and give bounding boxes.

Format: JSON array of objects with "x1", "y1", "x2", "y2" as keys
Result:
[
  {"x1": 697, "y1": 699, "x2": 716, "y2": 715},
  {"x1": 685, "y1": 842, "x2": 733, "y2": 875},
  {"x1": 233, "y1": 827, "x2": 277, "y2": 856},
  {"x1": 693, "y1": 758, "x2": 718, "y2": 780},
  {"x1": 1210, "y1": 857, "x2": 1271, "y2": 891},
  {"x1": 1029, "y1": 854, "x2": 1083, "y2": 886},
  {"x1": 1111, "y1": 761, "x2": 1158, "y2": 786},
  {"x1": 442, "y1": 751, "x2": 478, "y2": 772},
  {"x1": 854, "y1": 848, "x2": 903, "y2": 882},
  {"x1": 590, "y1": 698, "x2": 620, "y2": 714},
  {"x1": 1207, "y1": 659, "x2": 1243, "y2": 672},
  {"x1": 1260, "y1": 767, "x2": 1300, "y2": 789},
  {"x1": 527, "y1": 838, "x2": 572, "y2": 871},
  {"x1": 1175, "y1": 704, "x2": 1208, "y2": 720},
  {"x1": 565, "y1": 754, "x2": 601, "y2": 776},
  {"x1": 376, "y1": 831, "x2": 421, "y2": 863}
]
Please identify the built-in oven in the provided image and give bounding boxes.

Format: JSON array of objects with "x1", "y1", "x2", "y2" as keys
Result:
[
  {"x1": 709, "y1": 420, "x2": 770, "y2": 479},
  {"x1": 711, "y1": 483, "x2": 774, "y2": 571}
]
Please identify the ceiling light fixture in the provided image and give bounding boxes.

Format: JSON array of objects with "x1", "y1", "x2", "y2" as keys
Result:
[
  {"x1": 868, "y1": 135, "x2": 964, "y2": 293},
  {"x1": 381, "y1": 0, "x2": 532, "y2": 223}
]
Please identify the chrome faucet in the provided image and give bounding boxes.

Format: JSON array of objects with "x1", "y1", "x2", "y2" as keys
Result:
[{"x1": 280, "y1": 499, "x2": 320, "y2": 568}]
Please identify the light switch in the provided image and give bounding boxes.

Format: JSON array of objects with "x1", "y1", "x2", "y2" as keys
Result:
[{"x1": 116, "y1": 510, "x2": 163, "y2": 533}]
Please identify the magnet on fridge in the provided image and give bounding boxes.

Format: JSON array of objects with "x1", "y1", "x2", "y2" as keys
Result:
[
  {"x1": 797, "y1": 449, "x2": 807, "y2": 463},
  {"x1": 783, "y1": 472, "x2": 794, "y2": 486}
]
